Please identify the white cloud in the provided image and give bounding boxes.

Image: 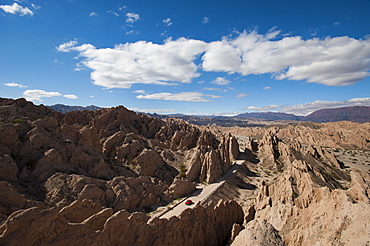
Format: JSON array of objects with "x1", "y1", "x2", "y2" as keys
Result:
[
  {"x1": 211, "y1": 77, "x2": 231, "y2": 85},
  {"x1": 133, "y1": 90, "x2": 146, "y2": 94},
  {"x1": 246, "y1": 97, "x2": 370, "y2": 116},
  {"x1": 263, "y1": 86, "x2": 272, "y2": 90},
  {"x1": 136, "y1": 92, "x2": 214, "y2": 102},
  {"x1": 237, "y1": 93, "x2": 248, "y2": 98},
  {"x1": 23, "y1": 89, "x2": 77, "y2": 102},
  {"x1": 202, "y1": 30, "x2": 370, "y2": 86},
  {"x1": 4, "y1": 82, "x2": 27, "y2": 88},
  {"x1": 89, "y1": 12, "x2": 97, "y2": 16},
  {"x1": 63, "y1": 94, "x2": 78, "y2": 99},
  {"x1": 246, "y1": 105, "x2": 280, "y2": 112},
  {"x1": 31, "y1": 4, "x2": 41, "y2": 9},
  {"x1": 202, "y1": 17, "x2": 209, "y2": 24},
  {"x1": 202, "y1": 87, "x2": 228, "y2": 92},
  {"x1": 56, "y1": 39, "x2": 78, "y2": 52},
  {"x1": 108, "y1": 10, "x2": 119, "y2": 16},
  {"x1": 163, "y1": 18, "x2": 172, "y2": 27},
  {"x1": 58, "y1": 30, "x2": 370, "y2": 89},
  {"x1": 126, "y1": 12, "x2": 140, "y2": 23},
  {"x1": 0, "y1": 3, "x2": 33, "y2": 16},
  {"x1": 57, "y1": 38, "x2": 207, "y2": 89},
  {"x1": 129, "y1": 107, "x2": 176, "y2": 113}
]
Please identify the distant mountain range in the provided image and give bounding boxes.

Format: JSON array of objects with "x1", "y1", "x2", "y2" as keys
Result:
[
  {"x1": 303, "y1": 106, "x2": 370, "y2": 123},
  {"x1": 48, "y1": 104, "x2": 101, "y2": 113},
  {"x1": 48, "y1": 104, "x2": 370, "y2": 124},
  {"x1": 236, "y1": 112, "x2": 302, "y2": 121}
]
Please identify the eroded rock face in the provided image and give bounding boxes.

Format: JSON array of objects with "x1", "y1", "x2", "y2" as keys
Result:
[
  {"x1": 0, "y1": 98, "x2": 237, "y2": 222},
  {"x1": 0, "y1": 200, "x2": 244, "y2": 246},
  {"x1": 277, "y1": 121, "x2": 370, "y2": 150},
  {"x1": 233, "y1": 130, "x2": 370, "y2": 246},
  {"x1": 231, "y1": 220, "x2": 285, "y2": 246}
]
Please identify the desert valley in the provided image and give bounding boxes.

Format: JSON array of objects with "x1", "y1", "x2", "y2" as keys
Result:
[{"x1": 0, "y1": 97, "x2": 369, "y2": 245}]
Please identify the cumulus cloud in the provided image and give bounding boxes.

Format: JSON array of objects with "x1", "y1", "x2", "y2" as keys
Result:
[
  {"x1": 202, "y1": 30, "x2": 370, "y2": 86},
  {"x1": 4, "y1": 82, "x2": 27, "y2": 88},
  {"x1": 89, "y1": 12, "x2": 97, "y2": 16},
  {"x1": 0, "y1": 3, "x2": 33, "y2": 16},
  {"x1": 126, "y1": 12, "x2": 140, "y2": 23},
  {"x1": 57, "y1": 38, "x2": 207, "y2": 88},
  {"x1": 202, "y1": 17, "x2": 209, "y2": 24},
  {"x1": 211, "y1": 77, "x2": 231, "y2": 85},
  {"x1": 136, "y1": 92, "x2": 214, "y2": 102},
  {"x1": 163, "y1": 18, "x2": 172, "y2": 27},
  {"x1": 246, "y1": 97, "x2": 370, "y2": 116},
  {"x1": 56, "y1": 39, "x2": 78, "y2": 52},
  {"x1": 23, "y1": 89, "x2": 78, "y2": 102},
  {"x1": 263, "y1": 86, "x2": 272, "y2": 90},
  {"x1": 58, "y1": 30, "x2": 370, "y2": 89}
]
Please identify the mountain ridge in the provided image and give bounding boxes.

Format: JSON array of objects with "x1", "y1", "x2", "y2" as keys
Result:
[{"x1": 48, "y1": 103, "x2": 370, "y2": 124}]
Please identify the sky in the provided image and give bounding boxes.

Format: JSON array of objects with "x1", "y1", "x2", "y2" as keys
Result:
[{"x1": 1, "y1": 0, "x2": 370, "y2": 116}]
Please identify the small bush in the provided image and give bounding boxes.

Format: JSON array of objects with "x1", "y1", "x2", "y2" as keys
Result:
[
  {"x1": 179, "y1": 164, "x2": 187, "y2": 178},
  {"x1": 13, "y1": 118, "x2": 25, "y2": 123}
]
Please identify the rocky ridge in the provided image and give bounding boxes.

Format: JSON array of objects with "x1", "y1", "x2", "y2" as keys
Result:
[
  {"x1": 224, "y1": 125, "x2": 370, "y2": 245},
  {"x1": 0, "y1": 97, "x2": 241, "y2": 245}
]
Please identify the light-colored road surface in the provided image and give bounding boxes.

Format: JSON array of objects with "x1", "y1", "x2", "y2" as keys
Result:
[{"x1": 159, "y1": 158, "x2": 244, "y2": 219}]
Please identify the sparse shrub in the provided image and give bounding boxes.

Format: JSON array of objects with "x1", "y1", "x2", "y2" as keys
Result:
[
  {"x1": 129, "y1": 159, "x2": 137, "y2": 166},
  {"x1": 13, "y1": 118, "x2": 25, "y2": 123},
  {"x1": 179, "y1": 164, "x2": 187, "y2": 178}
]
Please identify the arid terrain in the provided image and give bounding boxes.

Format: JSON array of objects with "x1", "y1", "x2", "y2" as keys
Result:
[{"x1": 0, "y1": 98, "x2": 369, "y2": 245}]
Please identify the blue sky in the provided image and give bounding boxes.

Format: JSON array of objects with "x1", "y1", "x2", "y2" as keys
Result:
[{"x1": 1, "y1": 0, "x2": 370, "y2": 116}]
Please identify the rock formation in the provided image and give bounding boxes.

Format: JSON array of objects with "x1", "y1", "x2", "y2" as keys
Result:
[
  {"x1": 0, "y1": 98, "x2": 241, "y2": 245},
  {"x1": 1, "y1": 97, "x2": 369, "y2": 245},
  {"x1": 0, "y1": 199, "x2": 243, "y2": 246},
  {"x1": 229, "y1": 126, "x2": 370, "y2": 246}
]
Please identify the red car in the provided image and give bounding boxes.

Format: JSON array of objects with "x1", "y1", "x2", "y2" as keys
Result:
[{"x1": 185, "y1": 199, "x2": 193, "y2": 205}]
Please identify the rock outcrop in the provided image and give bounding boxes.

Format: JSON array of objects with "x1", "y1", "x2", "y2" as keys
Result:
[
  {"x1": 0, "y1": 98, "x2": 238, "y2": 233},
  {"x1": 231, "y1": 126, "x2": 370, "y2": 246},
  {"x1": 0, "y1": 200, "x2": 243, "y2": 246}
]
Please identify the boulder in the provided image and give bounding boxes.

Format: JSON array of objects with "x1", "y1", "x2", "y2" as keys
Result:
[{"x1": 168, "y1": 178, "x2": 196, "y2": 199}]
